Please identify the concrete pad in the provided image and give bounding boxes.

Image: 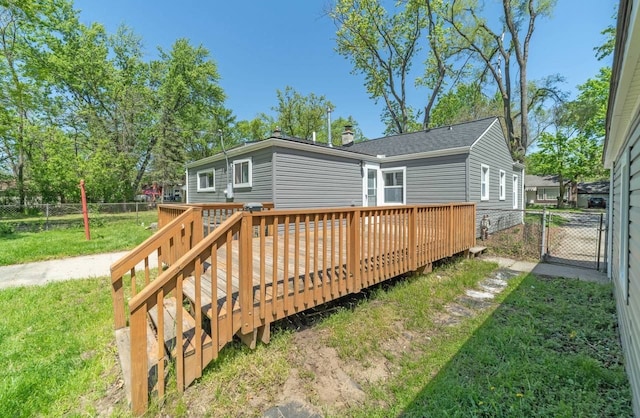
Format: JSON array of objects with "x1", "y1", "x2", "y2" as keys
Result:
[
  {"x1": 0, "y1": 251, "x2": 159, "y2": 289},
  {"x1": 531, "y1": 263, "x2": 609, "y2": 285},
  {"x1": 481, "y1": 255, "x2": 608, "y2": 285}
]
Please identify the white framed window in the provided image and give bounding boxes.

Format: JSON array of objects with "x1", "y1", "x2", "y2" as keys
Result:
[
  {"x1": 381, "y1": 168, "x2": 406, "y2": 204},
  {"x1": 619, "y1": 149, "x2": 630, "y2": 303},
  {"x1": 499, "y1": 170, "x2": 506, "y2": 200},
  {"x1": 480, "y1": 164, "x2": 490, "y2": 200},
  {"x1": 233, "y1": 158, "x2": 252, "y2": 188},
  {"x1": 196, "y1": 169, "x2": 215, "y2": 192},
  {"x1": 513, "y1": 175, "x2": 519, "y2": 209}
]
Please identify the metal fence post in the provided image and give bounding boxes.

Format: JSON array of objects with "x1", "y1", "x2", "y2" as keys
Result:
[
  {"x1": 136, "y1": 202, "x2": 139, "y2": 224},
  {"x1": 45, "y1": 203, "x2": 50, "y2": 231},
  {"x1": 540, "y1": 207, "x2": 547, "y2": 261}
]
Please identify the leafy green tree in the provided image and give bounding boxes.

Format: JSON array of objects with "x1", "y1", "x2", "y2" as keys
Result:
[
  {"x1": 148, "y1": 38, "x2": 227, "y2": 198},
  {"x1": 272, "y1": 86, "x2": 334, "y2": 142},
  {"x1": 429, "y1": 82, "x2": 502, "y2": 127},
  {"x1": 330, "y1": 0, "x2": 424, "y2": 134},
  {"x1": 441, "y1": 0, "x2": 557, "y2": 160},
  {"x1": 0, "y1": 0, "x2": 77, "y2": 206}
]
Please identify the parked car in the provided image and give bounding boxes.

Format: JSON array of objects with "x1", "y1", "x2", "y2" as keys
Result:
[{"x1": 587, "y1": 197, "x2": 606, "y2": 209}]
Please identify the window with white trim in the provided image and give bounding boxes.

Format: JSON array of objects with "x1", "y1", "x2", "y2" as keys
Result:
[
  {"x1": 197, "y1": 169, "x2": 215, "y2": 192},
  {"x1": 513, "y1": 175, "x2": 519, "y2": 209},
  {"x1": 499, "y1": 170, "x2": 506, "y2": 200},
  {"x1": 233, "y1": 158, "x2": 252, "y2": 188},
  {"x1": 480, "y1": 164, "x2": 490, "y2": 200},
  {"x1": 382, "y1": 168, "x2": 405, "y2": 204}
]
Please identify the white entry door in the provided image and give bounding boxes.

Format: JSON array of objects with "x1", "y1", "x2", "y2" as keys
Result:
[{"x1": 363, "y1": 163, "x2": 380, "y2": 207}]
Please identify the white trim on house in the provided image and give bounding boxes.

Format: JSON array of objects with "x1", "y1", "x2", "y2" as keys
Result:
[
  {"x1": 469, "y1": 118, "x2": 499, "y2": 150},
  {"x1": 513, "y1": 174, "x2": 519, "y2": 209},
  {"x1": 362, "y1": 162, "x2": 380, "y2": 207},
  {"x1": 481, "y1": 164, "x2": 490, "y2": 201},
  {"x1": 499, "y1": 170, "x2": 506, "y2": 200},
  {"x1": 380, "y1": 167, "x2": 406, "y2": 205},
  {"x1": 233, "y1": 158, "x2": 252, "y2": 188},
  {"x1": 362, "y1": 164, "x2": 407, "y2": 206},
  {"x1": 196, "y1": 168, "x2": 215, "y2": 192}
]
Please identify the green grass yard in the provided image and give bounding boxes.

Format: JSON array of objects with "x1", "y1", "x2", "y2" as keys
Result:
[
  {"x1": 0, "y1": 259, "x2": 631, "y2": 417},
  {"x1": 0, "y1": 212, "x2": 157, "y2": 265}
]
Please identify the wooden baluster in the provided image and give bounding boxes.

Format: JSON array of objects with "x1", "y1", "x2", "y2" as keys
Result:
[
  {"x1": 194, "y1": 257, "x2": 203, "y2": 379},
  {"x1": 271, "y1": 216, "x2": 278, "y2": 319},
  {"x1": 322, "y1": 212, "x2": 331, "y2": 302},
  {"x1": 314, "y1": 214, "x2": 320, "y2": 305},
  {"x1": 338, "y1": 213, "x2": 345, "y2": 296},
  {"x1": 156, "y1": 290, "x2": 165, "y2": 399},
  {"x1": 330, "y1": 212, "x2": 336, "y2": 300},
  {"x1": 144, "y1": 257, "x2": 150, "y2": 285},
  {"x1": 260, "y1": 216, "x2": 266, "y2": 321},
  {"x1": 211, "y1": 243, "x2": 219, "y2": 359},
  {"x1": 282, "y1": 215, "x2": 288, "y2": 313},
  {"x1": 294, "y1": 215, "x2": 300, "y2": 310},
  {"x1": 130, "y1": 302, "x2": 149, "y2": 415},
  {"x1": 304, "y1": 215, "x2": 310, "y2": 307},
  {"x1": 226, "y1": 229, "x2": 233, "y2": 343},
  {"x1": 130, "y1": 267, "x2": 137, "y2": 297},
  {"x1": 176, "y1": 272, "x2": 185, "y2": 392}
]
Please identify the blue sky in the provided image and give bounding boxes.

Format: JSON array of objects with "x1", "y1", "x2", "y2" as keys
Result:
[{"x1": 73, "y1": 0, "x2": 616, "y2": 139}]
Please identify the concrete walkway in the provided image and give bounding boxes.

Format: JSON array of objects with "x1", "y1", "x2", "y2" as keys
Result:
[
  {"x1": 481, "y1": 255, "x2": 609, "y2": 285},
  {"x1": 0, "y1": 251, "x2": 158, "y2": 290},
  {"x1": 0, "y1": 251, "x2": 608, "y2": 291}
]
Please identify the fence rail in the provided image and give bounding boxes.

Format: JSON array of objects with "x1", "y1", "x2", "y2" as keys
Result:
[{"x1": 0, "y1": 202, "x2": 161, "y2": 232}]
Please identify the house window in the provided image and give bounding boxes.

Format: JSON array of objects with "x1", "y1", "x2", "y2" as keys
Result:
[
  {"x1": 233, "y1": 158, "x2": 252, "y2": 188},
  {"x1": 619, "y1": 149, "x2": 630, "y2": 303},
  {"x1": 197, "y1": 169, "x2": 215, "y2": 192},
  {"x1": 480, "y1": 164, "x2": 490, "y2": 200},
  {"x1": 513, "y1": 175, "x2": 519, "y2": 209},
  {"x1": 382, "y1": 168, "x2": 405, "y2": 204},
  {"x1": 499, "y1": 170, "x2": 506, "y2": 200}
]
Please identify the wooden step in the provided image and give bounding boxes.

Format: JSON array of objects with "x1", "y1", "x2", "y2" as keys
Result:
[
  {"x1": 468, "y1": 246, "x2": 487, "y2": 258},
  {"x1": 115, "y1": 324, "x2": 165, "y2": 406},
  {"x1": 148, "y1": 297, "x2": 213, "y2": 358},
  {"x1": 148, "y1": 296, "x2": 215, "y2": 387}
]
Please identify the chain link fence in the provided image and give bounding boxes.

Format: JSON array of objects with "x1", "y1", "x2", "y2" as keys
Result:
[
  {"x1": 476, "y1": 208, "x2": 543, "y2": 260},
  {"x1": 0, "y1": 202, "x2": 159, "y2": 233},
  {"x1": 543, "y1": 210, "x2": 607, "y2": 270}
]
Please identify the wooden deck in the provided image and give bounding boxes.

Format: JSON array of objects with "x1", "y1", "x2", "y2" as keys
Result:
[{"x1": 111, "y1": 203, "x2": 476, "y2": 414}]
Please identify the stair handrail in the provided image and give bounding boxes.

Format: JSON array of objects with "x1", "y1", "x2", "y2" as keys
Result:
[
  {"x1": 111, "y1": 207, "x2": 202, "y2": 330},
  {"x1": 127, "y1": 210, "x2": 244, "y2": 415}
]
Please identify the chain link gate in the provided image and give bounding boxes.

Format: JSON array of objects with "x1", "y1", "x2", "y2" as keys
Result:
[{"x1": 542, "y1": 209, "x2": 607, "y2": 271}]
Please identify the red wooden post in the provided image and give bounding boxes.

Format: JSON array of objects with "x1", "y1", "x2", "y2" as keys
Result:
[{"x1": 80, "y1": 179, "x2": 90, "y2": 240}]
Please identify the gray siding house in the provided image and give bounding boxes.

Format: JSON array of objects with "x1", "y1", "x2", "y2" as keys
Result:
[
  {"x1": 186, "y1": 117, "x2": 524, "y2": 231},
  {"x1": 604, "y1": 0, "x2": 640, "y2": 413}
]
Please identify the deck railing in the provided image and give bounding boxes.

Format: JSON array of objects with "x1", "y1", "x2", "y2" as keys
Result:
[{"x1": 118, "y1": 203, "x2": 476, "y2": 414}]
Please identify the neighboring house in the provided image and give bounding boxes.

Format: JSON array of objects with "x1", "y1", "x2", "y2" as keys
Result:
[
  {"x1": 576, "y1": 181, "x2": 609, "y2": 208},
  {"x1": 604, "y1": 0, "x2": 640, "y2": 414},
  {"x1": 185, "y1": 117, "x2": 525, "y2": 233},
  {"x1": 524, "y1": 174, "x2": 572, "y2": 206}
]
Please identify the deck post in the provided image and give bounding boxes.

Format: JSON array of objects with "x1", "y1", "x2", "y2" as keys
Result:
[
  {"x1": 130, "y1": 303, "x2": 149, "y2": 415},
  {"x1": 409, "y1": 206, "x2": 417, "y2": 271},
  {"x1": 239, "y1": 213, "x2": 254, "y2": 335},
  {"x1": 191, "y1": 206, "x2": 203, "y2": 246}
]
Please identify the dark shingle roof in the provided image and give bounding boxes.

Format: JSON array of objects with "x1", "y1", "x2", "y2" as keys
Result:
[{"x1": 346, "y1": 117, "x2": 498, "y2": 157}]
